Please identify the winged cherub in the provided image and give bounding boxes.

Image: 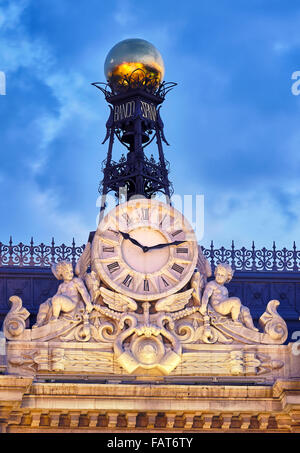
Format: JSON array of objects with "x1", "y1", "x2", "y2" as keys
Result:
[
  {"x1": 75, "y1": 242, "x2": 102, "y2": 303},
  {"x1": 191, "y1": 245, "x2": 212, "y2": 306},
  {"x1": 33, "y1": 260, "x2": 93, "y2": 327},
  {"x1": 200, "y1": 263, "x2": 258, "y2": 331}
]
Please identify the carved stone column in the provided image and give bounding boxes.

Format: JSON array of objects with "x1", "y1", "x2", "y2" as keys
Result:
[
  {"x1": 240, "y1": 413, "x2": 254, "y2": 430},
  {"x1": 221, "y1": 413, "x2": 233, "y2": 430},
  {"x1": 275, "y1": 414, "x2": 292, "y2": 431},
  {"x1": 49, "y1": 411, "x2": 60, "y2": 428},
  {"x1": 184, "y1": 413, "x2": 195, "y2": 429},
  {"x1": 126, "y1": 412, "x2": 138, "y2": 429},
  {"x1": 88, "y1": 411, "x2": 99, "y2": 428},
  {"x1": 201, "y1": 413, "x2": 214, "y2": 430},
  {"x1": 70, "y1": 411, "x2": 81, "y2": 428},
  {"x1": 147, "y1": 412, "x2": 157, "y2": 429},
  {"x1": 31, "y1": 411, "x2": 42, "y2": 428},
  {"x1": 165, "y1": 412, "x2": 177, "y2": 429},
  {"x1": 107, "y1": 412, "x2": 118, "y2": 429},
  {"x1": 257, "y1": 413, "x2": 269, "y2": 430}
]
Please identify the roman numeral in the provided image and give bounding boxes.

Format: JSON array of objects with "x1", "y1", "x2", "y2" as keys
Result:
[
  {"x1": 159, "y1": 214, "x2": 167, "y2": 226},
  {"x1": 121, "y1": 213, "x2": 131, "y2": 224},
  {"x1": 107, "y1": 262, "x2": 120, "y2": 273},
  {"x1": 171, "y1": 263, "x2": 184, "y2": 274},
  {"x1": 171, "y1": 230, "x2": 183, "y2": 237},
  {"x1": 103, "y1": 246, "x2": 115, "y2": 253},
  {"x1": 144, "y1": 279, "x2": 149, "y2": 291},
  {"x1": 123, "y1": 274, "x2": 133, "y2": 287},
  {"x1": 142, "y1": 208, "x2": 149, "y2": 220},
  {"x1": 161, "y1": 276, "x2": 169, "y2": 287},
  {"x1": 176, "y1": 247, "x2": 188, "y2": 254}
]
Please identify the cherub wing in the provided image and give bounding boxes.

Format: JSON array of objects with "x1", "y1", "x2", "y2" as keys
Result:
[
  {"x1": 155, "y1": 288, "x2": 194, "y2": 313},
  {"x1": 75, "y1": 242, "x2": 91, "y2": 279},
  {"x1": 85, "y1": 270, "x2": 100, "y2": 291},
  {"x1": 197, "y1": 245, "x2": 212, "y2": 280},
  {"x1": 190, "y1": 271, "x2": 202, "y2": 304},
  {"x1": 100, "y1": 287, "x2": 137, "y2": 312},
  {"x1": 85, "y1": 271, "x2": 101, "y2": 302}
]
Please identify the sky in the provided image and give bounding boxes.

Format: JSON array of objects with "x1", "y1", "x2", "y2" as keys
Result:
[{"x1": 1, "y1": 0, "x2": 300, "y2": 249}]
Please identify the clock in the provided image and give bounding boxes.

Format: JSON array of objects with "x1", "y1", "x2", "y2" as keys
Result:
[{"x1": 91, "y1": 198, "x2": 198, "y2": 301}]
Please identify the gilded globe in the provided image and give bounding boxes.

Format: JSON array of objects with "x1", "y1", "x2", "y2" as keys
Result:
[{"x1": 104, "y1": 38, "x2": 165, "y2": 89}]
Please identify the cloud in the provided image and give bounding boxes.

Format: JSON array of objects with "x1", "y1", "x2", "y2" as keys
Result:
[
  {"x1": 202, "y1": 188, "x2": 300, "y2": 249},
  {"x1": 0, "y1": 0, "x2": 101, "y2": 244},
  {"x1": 31, "y1": 184, "x2": 92, "y2": 243},
  {"x1": 113, "y1": 0, "x2": 136, "y2": 27},
  {"x1": 2, "y1": 175, "x2": 92, "y2": 244},
  {"x1": 1, "y1": 0, "x2": 300, "y2": 249},
  {"x1": 0, "y1": 0, "x2": 28, "y2": 30},
  {"x1": 0, "y1": 1, "x2": 53, "y2": 74},
  {"x1": 26, "y1": 70, "x2": 99, "y2": 176}
]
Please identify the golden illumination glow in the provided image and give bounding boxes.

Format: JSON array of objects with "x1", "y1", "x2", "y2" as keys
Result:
[
  {"x1": 108, "y1": 61, "x2": 163, "y2": 85},
  {"x1": 104, "y1": 39, "x2": 165, "y2": 91}
]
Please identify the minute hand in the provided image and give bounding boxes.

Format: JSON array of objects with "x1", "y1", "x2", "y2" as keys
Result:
[
  {"x1": 119, "y1": 231, "x2": 145, "y2": 250},
  {"x1": 145, "y1": 240, "x2": 187, "y2": 252}
]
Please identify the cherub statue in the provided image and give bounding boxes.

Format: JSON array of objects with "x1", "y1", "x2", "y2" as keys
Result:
[
  {"x1": 200, "y1": 263, "x2": 258, "y2": 331},
  {"x1": 33, "y1": 260, "x2": 93, "y2": 328},
  {"x1": 75, "y1": 242, "x2": 102, "y2": 303},
  {"x1": 191, "y1": 245, "x2": 212, "y2": 306}
]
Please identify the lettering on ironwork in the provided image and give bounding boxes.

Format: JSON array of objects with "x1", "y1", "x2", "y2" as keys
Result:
[
  {"x1": 141, "y1": 101, "x2": 157, "y2": 121},
  {"x1": 114, "y1": 101, "x2": 135, "y2": 122}
]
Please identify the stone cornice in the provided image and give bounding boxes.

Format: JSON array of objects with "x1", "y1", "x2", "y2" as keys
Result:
[{"x1": 0, "y1": 376, "x2": 300, "y2": 432}]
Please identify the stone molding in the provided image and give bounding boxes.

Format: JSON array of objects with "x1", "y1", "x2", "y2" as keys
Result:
[{"x1": 0, "y1": 376, "x2": 300, "y2": 432}]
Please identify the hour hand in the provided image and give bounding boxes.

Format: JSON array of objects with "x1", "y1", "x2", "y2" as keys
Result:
[
  {"x1": 146, "y1": 240, "x2": 187, "y2": 251},
  {"x1": 119, "y1": 231, "x2": 145, "y2": 250}
]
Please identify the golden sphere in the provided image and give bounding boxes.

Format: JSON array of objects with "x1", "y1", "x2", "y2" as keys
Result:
[{"x1": 104, "y1": 38, "x2": 165, "y2": 89}]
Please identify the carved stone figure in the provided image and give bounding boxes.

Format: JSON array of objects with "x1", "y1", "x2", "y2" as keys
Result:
[
  {"x1": 200, "y1": 263, "x2": 258, "y2": 331},
  {"x1": 33, "y1": 260, "x2": 93, "y2": 328},
  {"x1": 75, "y1": 242, "x2": 102, "y2": 303},
  {"x1": 191, "y1": 246, "x2": 212, "y2": 306},
  {"x1": 196, "y1": 245, "x2": 212, "y2": 283}
]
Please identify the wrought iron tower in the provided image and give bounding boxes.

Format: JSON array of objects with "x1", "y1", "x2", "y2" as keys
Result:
[{"x1": 92, "y1": 39, "x2": 176, "y2": 216}]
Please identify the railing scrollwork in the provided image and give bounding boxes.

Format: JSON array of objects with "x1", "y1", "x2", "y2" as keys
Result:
[{"x1": 0, "y1": 238, "x2": 299, "y2": 272}]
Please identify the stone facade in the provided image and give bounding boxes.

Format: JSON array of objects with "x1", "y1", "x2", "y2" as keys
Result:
[
  {"x1": 1, "y1": 209, "x2": 299, "y2": 433},
  {"x1": 0, "y1": 376, "x2": 300, "y2": 433}
]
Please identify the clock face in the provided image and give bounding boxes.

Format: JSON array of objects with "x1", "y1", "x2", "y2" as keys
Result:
[{"x1": 91, "y1": 199, "x2": 198, "y2": 301}]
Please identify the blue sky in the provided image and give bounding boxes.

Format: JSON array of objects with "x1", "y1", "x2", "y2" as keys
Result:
[{"x1": 1, "y1": 0, "x2": 300, "y2": 248}]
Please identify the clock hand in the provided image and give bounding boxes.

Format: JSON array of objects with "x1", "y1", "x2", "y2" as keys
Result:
[
  {"x1": 119, "y1": 231, "x2": 146, "y2": 251},
  {"x1": 119, "y1": 231, "x2": 186, "y2": 253},
  {"x1": 144, "y1": 240, "x2": 187, "y2": 252}
]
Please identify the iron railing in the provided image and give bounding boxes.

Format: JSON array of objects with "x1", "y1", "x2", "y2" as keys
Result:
[
  {"x1": 0, "y1": 238, "x2": 84, "y2": 268},
  {"x1": 202, "y1": 241, "x2": 300, "y2": 272},
  {"x1": 0, "y1": 238, "x2": 299, "y2": 272}
]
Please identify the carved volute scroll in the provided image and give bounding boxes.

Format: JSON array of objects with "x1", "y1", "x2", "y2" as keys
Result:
[{"x1": 3, "y1": 296, "x2": 30, "y2": 340}]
